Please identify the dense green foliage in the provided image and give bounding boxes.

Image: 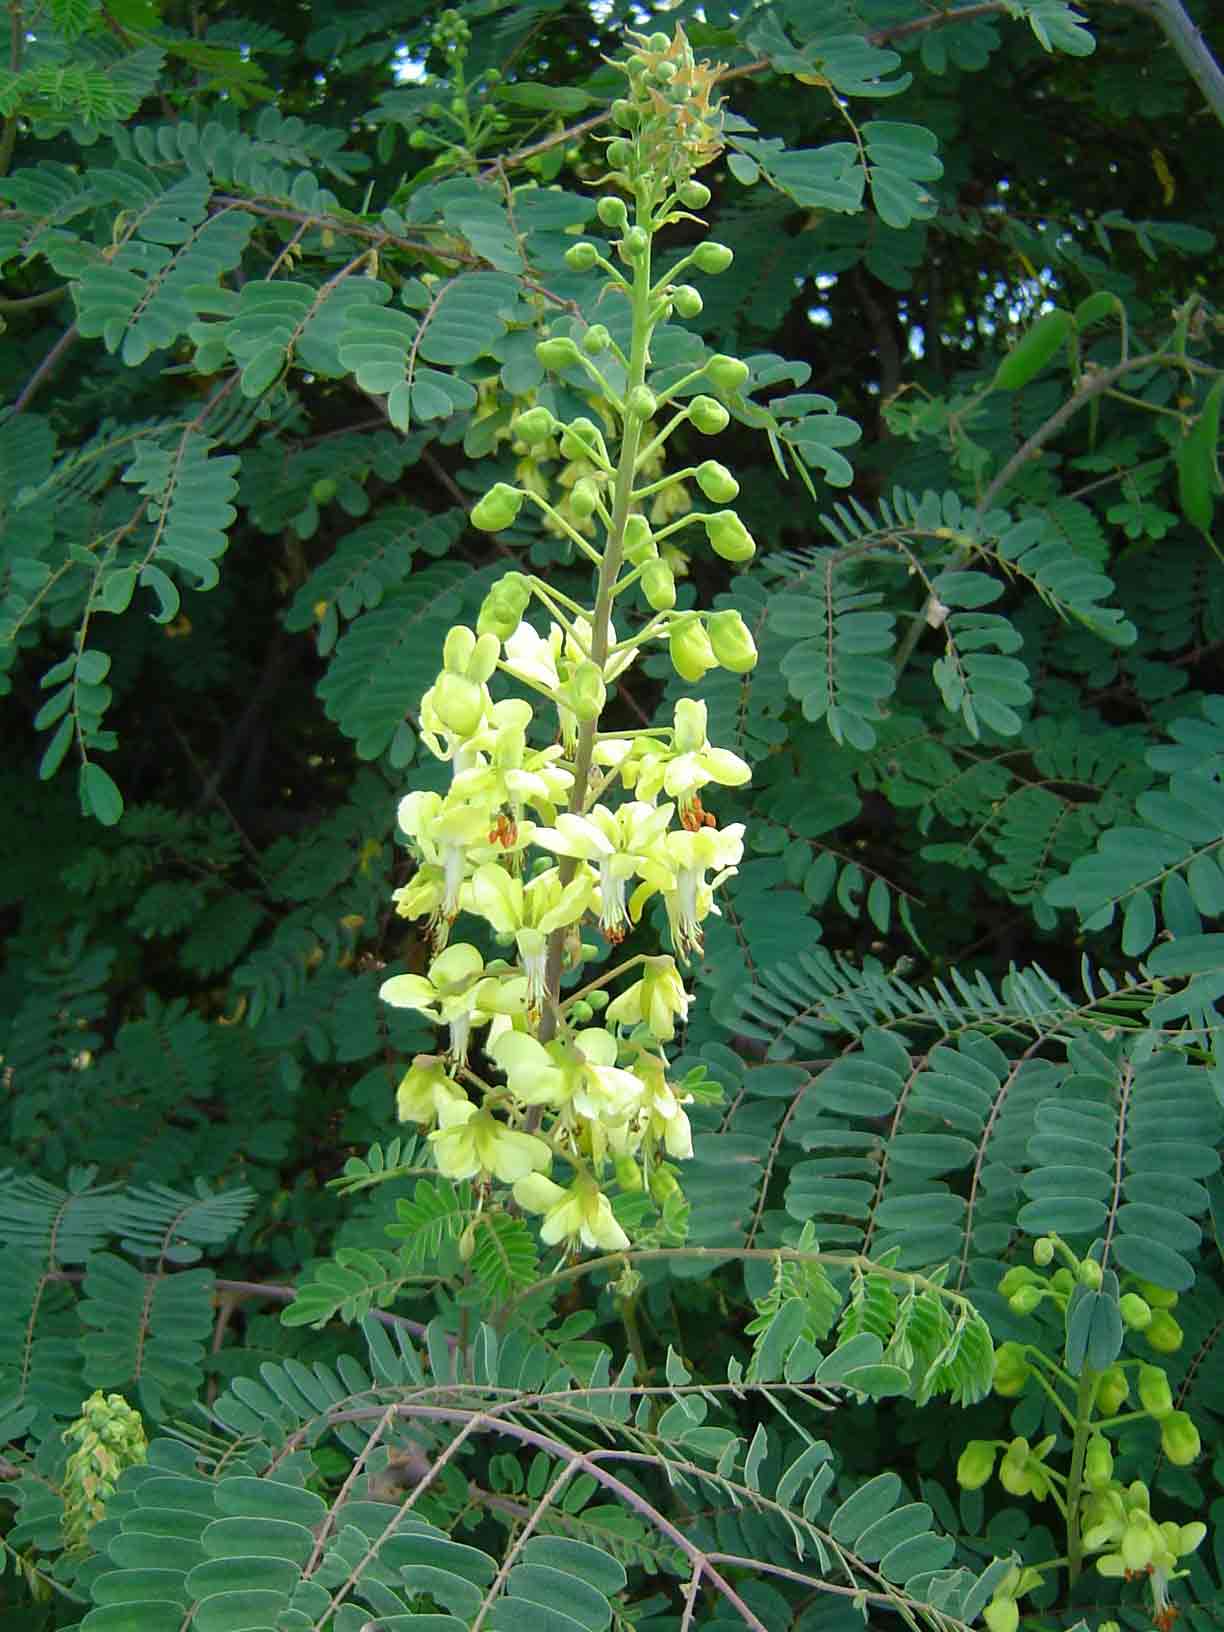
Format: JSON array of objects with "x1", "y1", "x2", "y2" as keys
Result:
[{"x1": 3, "y1": 0, "x2": 1224, "y2": 1627}]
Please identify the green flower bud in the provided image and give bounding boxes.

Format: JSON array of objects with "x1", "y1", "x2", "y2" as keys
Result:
[
  {"x1": 689, "y1": 394, "x2": 730, "y2": 435},
  {"x1": 570, "y1": 478, "x2": 598, "y2": 520},
  {"x1": 586, "y1": 988, "x2": 609, "y2": 1011},
  {"x1": 623, "y1": 514, "x2": 655, "y2": 564},
  {"x1": 705, "y1": 353, "x2": 750, "y2": 395},
  {"x1": 477, "y1": 595, "x2": 524, "y2": 641},
  {"x1": 999, "y1": 1265, "x2": 1040, "y2": 1297},
  {"x1": 559, "y1": 417, "x2": 608, "y2": 463},
  {"x1": 565, "y1": 659, "x2": 606, "y2": 722},
  {"x1": 1138, "y1": 1364, "x2": 1173, "y2": 1420},
  {"x1": 1084, "y1": 1435, "x2": 1114, "y2": 1490},
  {"x1": 582, "y1": 324, "x2": 612, "y2": 355},
  {"x1": 536, "y1": 336, "x2": 582, "y2": 370},
  {"x1": 1096, "y1": 1365, "x2": 1129, "y2": 1415},
  {"x1": 1129, "y1": 1292, "x2": 1155, "y2": 1331},
  {"x1": 678, "y1": 179, "x2": 711, "y2": 209},
  {"x1": 1146, "y1": 1310, "x2": 1184, "y2": 1353},
  {"x1": 442, "y1": 624, "x2": 476, "y2": 673},
  {"x1": 597, "y1": 195, "x2": 629, "y2": 228},
  {"x1": 1161, "y1": 1411, "x2": 1200, "y2": 1466},
  {"x1": 610, "y1": 98, "x2": 637, "y2": 129},
  {"x1": 565, "y1": 241, "x2": 599, "y2": 271},
  {"x1": 695, "y1": 460, "x2": 740, "y2": 503},
  {"x1": 470, "y1": 482, "x2": 524, "y2": 532},
  {"x1": 408, "y1": 128, "x2": 432, "y2": 150},
  {"x1": 670, "y1": 617, "x2": 717, "y2": 683},
  {"x1": 692, "y1": 241, "x2": 734, "y2": 274},
  {"x1": 621, "y1": 225, "x2": 649, "y2": 261},
  {"x1": 956, "y1": 1439, "x2": 997, "y2": 1490},
  {"x1": 993, "y1": 1341, "x2": 1030, "y2": 1397},
  {"x1": 311, "y1": 477, "x2": 337, "y2": 503},
  {"x1": 1132, "y1": 1279, "x2": 1179, "y2": 1311},
  {"x1": 647, "y1": 31, "x2": 670, "y2": 50},
  {"x1": 707, "y1": 608, "x2": 758, "y2": 673},
  {"x1": 1050, "y1": 1267, "x2": 1076, "y2": 1295},
  {"x1": 468, "y1": 632, "x2": 500, "y2": 684},
  {"x1": 513, "y1": 406, "x2": 556, "y2": 445},
  {"x1": 606, "y1": 138, "x2": 633, "y2": 169},
  {"x1": 431, "y1": 672, "x2": 484, "y2": 737},
  {"x1": 642, "y1": 558, "x2": 676, "y2": 611},
  {"x1": 1032, "y1": 1236, "x2": 1056, "y2": 1266},
  {"x1": 569, "y1": 999, "x2": 594, "y2": 1024},
  {"x1": 704, "y1": 510, "x2": 756, "y2": 563},
  {"x1": 626, "y1": 385, "x2": 657, "y2": 420},
  {"x1": 672, "y1": 284, "x2": 703, "y2": 319},
  {"x1": 458, "y1": 1221, "x2": 476, "y2": 1261},
  {"x1": 650, "y1": 1164, "x2": 681, "y2": 1202},
  {"x1": 653, "y1": 59, "x2": 677, "y2": 82},
  {"x1": 1008, "y1": 1284, "x2": 1043, "y2": 1315},
  {"x1": 614, "y1": 1153, "x2": 643, "y2": 1192},
  {"x1": 1078, "y1": 1257, "x2": 1103, "y2": 1289}
]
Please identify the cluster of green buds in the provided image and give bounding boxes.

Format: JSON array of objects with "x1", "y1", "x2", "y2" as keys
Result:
[
  {"x1": 61, "y1": 1390, "x2": 148, "y2": 1549},
  {"x1": 958, "y1": 1235, "x2": 1205, "y2": 1632},
  {"x1": 380, "y1": 29, "x2": 761, "y2": 1255},
  {"x1": 406, "y1": 8, "x2": 507, "y2": 160}
]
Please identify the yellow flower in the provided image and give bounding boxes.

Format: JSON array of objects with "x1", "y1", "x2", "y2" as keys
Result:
[
  {"x1": 395, "y1": 1055, "x2": 468, "y2": 1128},
  {"x1": 429, "y1": 1102, "x2": 551, "y2": 1183},
  {"x1": 513, "y1": 1171, "x2": 630, "y2": 1251}
]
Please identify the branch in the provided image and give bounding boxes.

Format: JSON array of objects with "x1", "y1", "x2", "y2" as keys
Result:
[
  {"x1": 1114, "y1": 0, "x2": 1224, "y2": 128},
  {"x1": 10, "y1": 322, "x2": 78, "y2": 414}
]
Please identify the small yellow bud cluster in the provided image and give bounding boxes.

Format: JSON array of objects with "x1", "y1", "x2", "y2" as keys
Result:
[{"x1": 61, "y1": 1390, "x2": 148, "y2": 1549}]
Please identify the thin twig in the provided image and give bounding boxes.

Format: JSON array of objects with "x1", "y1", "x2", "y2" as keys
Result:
[{"x1": 10, "y1": 323, "x2": 78, "y2": 414}]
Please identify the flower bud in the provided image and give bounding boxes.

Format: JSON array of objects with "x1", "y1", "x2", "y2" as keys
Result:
[
  {"x1": 705, "y1": 353, "x2": 750, "y2": 394},
  {"x1": 614, "y1": 1154, "x2": 643, "y2": 1192},
  {"x1": 626, "y1": 385, "x2": 657, "y2": 420},
  {"x1": 704, "y1": 510, "x2": 756, "y2": 563},
  {"x1": 1132, "y1": 1279, "x2": 1178, "y2": 1311},
  {"x1": 707, "y1": 608, "x2": 757, "y2": 673},
  {"x1": 471, "y1": 482, "x2": 524, "y2": 532},
  {"x1": 458, "y1": 1222, "x2": 477, "y2": 1261},
  {"x1": 1095, "y1": 1365, "x2": 1129, "y2": 1415},
  {"x1": 650, "y1": 1165, "x2": 681, "y2": 1202},
  {"x1": 982, "y1": 1599, "x2": 1019, "y2": 1632},
  {"x1": 642, "y1": 558, "x2": 677, "y2": 611},
  {"x1": 1161, "y1": 1410, "x2": 1200, "y2": 1466},
  {"x1": 622, "y1": 514, "x2": 655, "y2": 564},
  {"x1": 1078, "y1": 1258, "x2": 1103, "y2": 1289},
  {"x1": 564, "y1": 659, "x2": 606, "y2": 722},
  {"x1": 1084, "y1": 1436, "x2": 1113, "y2": 1490},
  {"x1": 513, "y1": 406, "x2": 556, "y2": 445},
  {"x1": 669, "y1": 617, "x2": 717, "y2": 683},
  {"x1": 570, "y1": 478, "x2": 599, "y2": 520},
  {"x1": 692, "y1": 242, "x2": 733, "y2": 275},
  {"x1": 646, "y1": 30, "x2": 670, "y2": 50},
  {"x1": 536, "y1": 336, "x2": 582, "y2": 370},
  {"x1": 999, "y1": 1265, "x2": 1040, "y2": 1297},
  {"x1": 673, "y1": 284, "x2": 703, "y2": 319},
  {"x1": 1032, "y1": 1236, "x2": 1056, "y2": 1266},
  {"x1": 442, "y1": 624, "x2": 476, "y2": 673},
  {"x1": 1138, "y1": 1364, "x2": 1173, "y2": 1420},
  {"x1": 1145, "y1": 1310, "x2": 1184, "y2": 1353},
  {"x1": 610, "y1": 98, "x2": 637, "y2": 129},
  {"x1": 689, "y1": 395, "x2": 730, "y2": 434},
  {"x1": 560, "y1": 417, "x2": 608, "y2": 462},
  {"x1": 606, "y1": 138, "x2": 633, "y2": 169},
  {"x1": 583, "y1": 324, "x2": 611, "y2": 355},
  {"x1": 586, "y1": 988, "x2": 609, "y2": 1011},
  {"x1": 431, "y1": 672, "x2": 484, "y2": 737},
  {"x1": 565, "y1": 241, "x2": 599, "y2": 271},
  {"x1": 621, "y1": 225, "x2": 649, "y2": 261},
  {"x1": 695, "y1": 460, "x2": 740, "y2": 503},
  {"x1": 1118, "y1": 1292, "x2": 1151, "y2": 1329},
  {"x1": 569, "y1": 999, "x2": 594, "y2": 1024},
  {"x1": 1008, "y1": 1284, "x2": 1043, "y2": 1315},
  {"x1": 468, "y1": 632, "x2": 500, "y2": 684},
  {"x1": 993, "y1": 1341, "x2": 1030, "y2": 1397},
  {"x1": 678, "y1": 179, "x2": 711, "y2": 209},
  {"x1": 956, "y1": 1439, "x2": 997, "y2": 1490},
  {"x1": 597, "y1": 195, "x2": 629, "y2": 227}
]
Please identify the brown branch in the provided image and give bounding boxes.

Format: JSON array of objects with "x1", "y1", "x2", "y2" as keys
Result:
[{"x1": 10, "y1": 322, "x2": 78, "y2": 414}]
